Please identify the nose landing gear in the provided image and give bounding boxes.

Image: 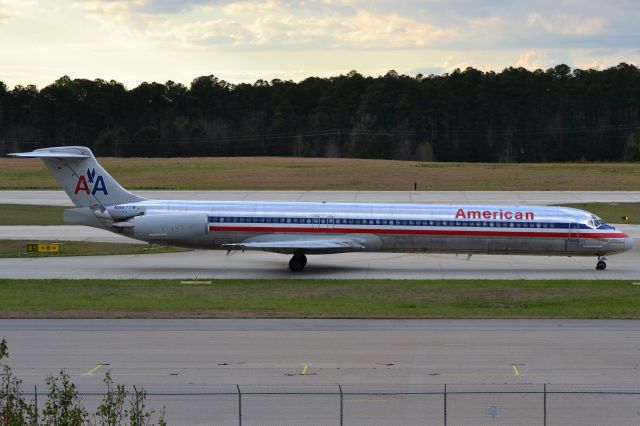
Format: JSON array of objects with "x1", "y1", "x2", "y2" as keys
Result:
[
  {"x1": 289, "y1": 253, "x2": 308, "y2": 272},
  {"x1": 596, "y1": 256, "x2": 608, "y2": 270}
]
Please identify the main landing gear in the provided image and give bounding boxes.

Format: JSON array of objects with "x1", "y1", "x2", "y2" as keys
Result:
[
  {"x1": 596, "y1": 256, "x2": 608, "y2": 271},
  {"x1": 289, "y1": 253, "x2": 308, "y2": 272}
]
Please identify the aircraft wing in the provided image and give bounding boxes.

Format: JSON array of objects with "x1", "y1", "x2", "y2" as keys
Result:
[{"x1": 222, "y1": 233, "x2": 382, "y2": 254}]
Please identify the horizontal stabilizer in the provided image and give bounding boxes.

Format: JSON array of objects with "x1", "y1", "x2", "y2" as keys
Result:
[
  {"x1": 9, "y1": 152, "x2": 90, "y2": 159},
  {"x1": 8, "y1": 147, "x2": 92, "y2": 159}
]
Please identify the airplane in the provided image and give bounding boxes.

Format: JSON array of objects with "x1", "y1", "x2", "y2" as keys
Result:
[{"x1": 9, "y1": 146, "x2": 634, "y2": 271}]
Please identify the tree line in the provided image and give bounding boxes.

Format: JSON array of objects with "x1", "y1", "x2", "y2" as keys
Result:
[{"x1": 1, "y1": 63, "x2": 640, "y2": 162}]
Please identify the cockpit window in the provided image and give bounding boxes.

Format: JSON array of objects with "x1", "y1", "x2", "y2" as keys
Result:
[{"x1": 589, "y1": 215, "x2": 604, "y2": 228}]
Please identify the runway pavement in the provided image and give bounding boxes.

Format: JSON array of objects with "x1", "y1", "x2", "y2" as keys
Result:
[
  {"x1": 0, "y1": 240, "x2": 638, "y2": 279},
  {"x1": 2, "y1": 319, "x2": 639, "y2": 389},
  {"x1": 1, "y1": 299, "x2": 636, "y2": 425},
  {"x1": 2, "y1": 319, "x2": 640, "y2": 424},
  {"x1": 3, "y1": 189, "x2": 640, "y2": 206}
]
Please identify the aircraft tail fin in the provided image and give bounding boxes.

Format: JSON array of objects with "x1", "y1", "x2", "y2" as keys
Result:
[{"x1": 8, "y1": 146, "x2": 145, "y2": 207}]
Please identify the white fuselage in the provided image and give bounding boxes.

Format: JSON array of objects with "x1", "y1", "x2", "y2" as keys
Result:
[
  {"x1": 105, "y1": 200, "x2": 633, "y2": 257},
  {"x1": 14, "y1": 146, "x2": 633, "y2": 272}
]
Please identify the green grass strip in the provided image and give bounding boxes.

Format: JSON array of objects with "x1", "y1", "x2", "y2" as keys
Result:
[
  {"x1": 4, "y1": 157, "x2": 640, "y2": 191},
  {"x1": 0, "y1": 204, "x2": 66, "y2": 225},
  {"x1": 1, "y1": 279, "x2": 639, "y2": 319}
]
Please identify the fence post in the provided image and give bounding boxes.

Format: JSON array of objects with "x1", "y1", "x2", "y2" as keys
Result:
[
  {"x1": 543, "y1": 383, "x2": 547, "y2": 426},
  {"x1": 443, "y1": 384, "x2": 447, "y2": 426},
  {"x1": 338, "y1": 385, "x2": 344, "y2": 426},
  {"x1": 237, "y1": 385, "x2": 242, "y2": 426},
  {"x1": 34, "y1": 385, "x2": 38, "y2": 420}
]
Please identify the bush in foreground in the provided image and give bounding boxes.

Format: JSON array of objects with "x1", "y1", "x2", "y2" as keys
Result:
[{"x1": 0, "y1": 338, "x2": 166, "y2": 425}]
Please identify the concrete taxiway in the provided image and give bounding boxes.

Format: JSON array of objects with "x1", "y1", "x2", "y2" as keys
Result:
[
  {"x1": 7, "y1": 319, "x2": 639, "y2": 424},
  {"x1": 3, "y1": 189, "x2": 640, "y2": 206},
  {"x1": 1, "y1": 246, "x2": 639, "y2": 279},
  {"x1": 2, "y1": 319, "x2": 640, "y2": 389}
]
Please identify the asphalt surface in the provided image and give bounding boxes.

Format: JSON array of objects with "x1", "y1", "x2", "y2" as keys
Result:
[
  {"x1": 3, "y1": 319, "x2": 640, "y2": 388},
  {"x1": 2, "y1": 319, "x2": 640, "y2": 425},
  {"x1": 1, "y1": 244, "x2": 639, "y2": 279},
  {"x1": 3, "y1": 189, "x2": 640, "y2": 206}
]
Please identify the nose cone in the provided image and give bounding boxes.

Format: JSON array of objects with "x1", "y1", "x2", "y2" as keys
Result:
[{"x1": 625, "y1": 236, "x2": 635, "y2": 252}]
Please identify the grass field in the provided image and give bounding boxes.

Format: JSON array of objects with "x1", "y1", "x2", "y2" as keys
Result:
[
  {"x1": 0, "y1": 204, "x2": 65, "y2": 225},
  {"x1": 0, "y1": 279, "x2": 639, "y2": 318},
  {"x1": 2, "y1": 157, "x2": 640, "y2": 191},
  {"x1": 0, "y1": 240, "x2": 187, "y2": 258}
]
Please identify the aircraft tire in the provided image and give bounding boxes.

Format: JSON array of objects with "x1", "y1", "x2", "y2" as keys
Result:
[
  {"x1": 596, "y1": 260, "x2": 607, "y2": 270},
  {"x1": 289, "y1": 254, "x2": 307, "y2": 272}
]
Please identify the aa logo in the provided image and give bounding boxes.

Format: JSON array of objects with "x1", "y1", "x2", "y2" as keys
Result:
[{"x1": 74, "y1": 168, "x2": 108, "y2": 195}]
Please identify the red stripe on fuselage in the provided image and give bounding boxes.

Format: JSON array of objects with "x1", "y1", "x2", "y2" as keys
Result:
[{"x1": 208, "y1": 225, "x2": 627, "y2": 239}]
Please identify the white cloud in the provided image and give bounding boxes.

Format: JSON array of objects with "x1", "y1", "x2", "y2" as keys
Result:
[
  {"x1": 335, "y1": 10, "x2": 458, "y2": 48},
  {"x1": 0, "y1": 0, "x2": 38, "y2": 23},
  {"x1": 579, "y1": 57, "x2": 611, "y2": 70},
  {"x1": 222, "y1": 0, "x2": 284, "y2": 15},
  {"x1": 152, "y1": 19, "x2": 252, "y2": 47},
  {"x1": 143, "y1": 7, "x2": 460, "y2": 49},
  {"x1": 73, "y1": 0, "x2": 145, "y2": 15},
  {"x1": 515, "y1": 50, "x2": 553, "y2": 70},
  {"x1": 2, "y1": 0, "x2": 640, "y2": 88},
  {"x1": 526, "y1": 12, "x2": 605, "y2": 36}
]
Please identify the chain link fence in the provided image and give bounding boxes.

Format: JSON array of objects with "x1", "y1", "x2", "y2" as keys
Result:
[{"x1": 22, "y1": 384, "x2": 640, "y2": 425}]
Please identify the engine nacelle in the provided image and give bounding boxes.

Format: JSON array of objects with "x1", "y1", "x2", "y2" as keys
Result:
[{"x1": 132, "y1": 213, "x2": 208, "y2": 240}]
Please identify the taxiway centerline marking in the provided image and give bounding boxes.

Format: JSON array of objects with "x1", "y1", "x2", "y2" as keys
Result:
[
  {"x1": 84, "y1": 364, "x2": 103, "y2": 376},
  {"x1": 511, "y1": 364, "x2": 520, "y2": 376}
]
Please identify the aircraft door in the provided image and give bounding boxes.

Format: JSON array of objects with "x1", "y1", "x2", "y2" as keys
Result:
[
  {"x1": 313, "y1": 215, "x2": 334, "y2": 230},
  {"x1": 327, "y1": 216, "x2": 335, "y2": 230}
]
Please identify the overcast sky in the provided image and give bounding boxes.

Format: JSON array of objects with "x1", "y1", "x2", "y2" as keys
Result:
[{"x1": 1, "y1": 0, "x2": 639, "y2": 88}]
